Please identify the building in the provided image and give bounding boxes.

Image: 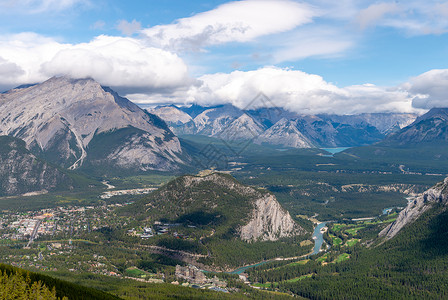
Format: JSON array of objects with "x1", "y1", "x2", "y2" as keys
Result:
[{"x1": 175, "y1": 265, "x2": 207, "y2": 285}]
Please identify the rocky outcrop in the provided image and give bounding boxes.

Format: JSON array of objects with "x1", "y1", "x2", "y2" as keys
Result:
[
  {"x1": 183, "y1": 173, "x2": 304, "y2": 241},
  {"x1": 0, "y1": 136, "x2": 70, "y2": 196},
  {"x1": 134, "y1": 172, "x2": 305, "y2": 242},
  {"x1": 0, "y1": 76, "x2": 185, "y2": 171},
  {"x1": 255, "y1": 118, "x2": 315, "y2": 148},
  {"x1": 148, "y1": 105, "x2": 197, "y2": 135},
  {"x1": 380, "y1": 177, "x2": 448, "y2": 239},
  {"x1": 240, "y1": 193, "x2": 303, "y2": 241}
]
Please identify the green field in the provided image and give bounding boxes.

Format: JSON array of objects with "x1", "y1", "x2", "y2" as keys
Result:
[
  {"x1": 334, "y1": 253, "x2": 350, "y2": 263},
  {"x1": 125, "y1": 267, "x2": 149, "y2": 278}
]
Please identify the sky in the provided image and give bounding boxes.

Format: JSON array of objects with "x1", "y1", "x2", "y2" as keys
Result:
[{"x1": 1, "y1": 0, "x2": 448, "y2": 114}]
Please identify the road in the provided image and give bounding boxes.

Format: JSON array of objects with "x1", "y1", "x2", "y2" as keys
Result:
[{"x1": 26, "y1": 219, "x2": 41, "y2": 248}]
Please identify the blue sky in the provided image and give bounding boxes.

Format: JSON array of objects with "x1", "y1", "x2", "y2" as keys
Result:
[{"x1": 0, "y1": 0, "x2": 448, "y2": 114}]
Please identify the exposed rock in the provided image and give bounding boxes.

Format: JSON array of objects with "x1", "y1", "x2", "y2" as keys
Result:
[
  {"x1": 255, "y1": 118, "x2": 315, "y2": 148},
  {"x1": 0, "y1": 136, "x2": 71, "y2": 196},
  {"x1": 240, "y1": 193, "x2": 303, "y2": 241},
  {"x1": 218, "y1": 113, "x2": 265, "y2": 141},
  {"x1": 184, "y1": 173, "x2": 304, "y2": 242},
  {"x1": 193, "y1": 104, "x2": 244, "y2": 136},
  {"x1": 129, "y1": 172, "x2": 305, "y2": 242},
  {"x1": 153, "y1": 104, "x2": 399, "y2": 148},
  {"x1": 320, "y1": 113, "x2": 417, "y2": 134},
  {"x1": 0, "y1": 76, "x2": 185, "y2": 171},
  {"x1": 383, "y1": 108, "x2": 448, "y2": 145},
  {"x1": 148, "y1": 105, "x2": 197, "y2": 135},
  {"x1": 380, "y1": 177, "x2": 448, "y2": 239}
]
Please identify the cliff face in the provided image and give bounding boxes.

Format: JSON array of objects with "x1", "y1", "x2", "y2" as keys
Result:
[
  {"x1": 0, "y1": 76, "x2": 185, "y2": 171},
  {"x1": 182, "y1": 173, "x2": 302, "y2": 241},
  {"x1": 0, "y1": 136, "x2": 71, "y2": 196},
  {"x1": 240, "y1": 193, "x2": 303, "y2": 241},
  {"x1": 128, "y1": 172, "x2": 305, "y2": 242},
  {"x1": 380, "y1": 177, "x2": 448, "y2": 239}
]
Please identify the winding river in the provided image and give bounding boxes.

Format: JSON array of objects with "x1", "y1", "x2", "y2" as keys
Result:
[
  {"x1": 311, "y1": 222, "x2": 327, "y2": 255},
  {"x1": 229, "y1": 222, "x2": 328, "y2": 274}
]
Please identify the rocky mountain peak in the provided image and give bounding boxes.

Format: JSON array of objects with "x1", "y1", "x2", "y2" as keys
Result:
[
  {"x1": 380, "y1": 177, "x2": 448, "y2": 239},
  {"x1": 0, "y1": 76, "x2": 185, "y2": 171}
]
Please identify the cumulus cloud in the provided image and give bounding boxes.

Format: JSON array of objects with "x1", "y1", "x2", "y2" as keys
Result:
[
  {"x1": 116, "y1": 19, "x2": 141, "y2": 36},
  {"x1": 406, "y1": 69, "x2": 448, "y2": 109},
  {"x1": 132, "y1": 66, "x2": 418, "y2": 115},
  {"x1": 141, "y1": 0, "x2": 317, "y2": 52},
  {"x1": 0, "y1": 33, "x2": 191, "y2": 93}
]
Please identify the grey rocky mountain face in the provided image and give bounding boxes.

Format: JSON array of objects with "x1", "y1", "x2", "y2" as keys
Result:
[
  {"x1": 384, "y1": 107, "x2": 448, "y2": 145},
  {"x1": 180, "y1": 173, "x2": 304, "y2": 242},
  {"x1": 149, "y1": 104, "x2": 418, "y2": 148},
  {"x1": 0, "y1": 136, "x2": 71, "y2": 196},
  {"x1": 0, "y1": 76, "x2": 185, "y2": 172},
  {"x1": 380, "y1": 177, "x2": 448, "y2": 239},
  {"x1": 240, "y1": 193, "x2": 304, "y2": 241}
]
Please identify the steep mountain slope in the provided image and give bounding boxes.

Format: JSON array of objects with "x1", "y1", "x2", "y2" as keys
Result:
[
  {"x1": 0, "y1": 76, "x2": 185, "y2": 172},
  {"x1": 320, "y1": 113, "x2": 417, "y2": 134},
  {"x1": 148, "y1": 105, "x2": 197, "y2": 135},
  {"x1": 178, "y1": 104, "x2": 210, "y2": 118},
  {"x1": 270, "y1": 201, "x2": 448, "y2": 299},
  {"x1": 152, "y1": 104, "x2": 398, "y2": 149},
  {"x1": 255, "y1": 118, "x2": 315, "y2": 148},
  {"x1": 126, "y1": 172, "x2": 304, "y2": 242},
  {"x1": 218, "y1": 113, "x2": 265, "y2": 141},
  {"x1": 380, "y1": 176, "x2": 448, "y2": 239},
  {"x1": 383, "y1": 107, "x2": 448, "y2": 145},
  {"x1": 193, "y1": 104, "x2": 245, "y2": 136},
  {"x1": 0, "y1": 263, "x2": 119, "y2": 299},
  {"x1": 0, "y1": 136, "x2": 74, "y2": 196}
]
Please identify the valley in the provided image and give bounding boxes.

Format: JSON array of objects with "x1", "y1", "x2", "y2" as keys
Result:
[{"x1": 1, "y1": 78, "x2": 448, "y2": 299}]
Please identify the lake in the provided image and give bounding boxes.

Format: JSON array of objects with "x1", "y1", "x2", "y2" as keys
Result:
[{"x1": 320, "y1": 147, "x2": 351, "y2": 157}]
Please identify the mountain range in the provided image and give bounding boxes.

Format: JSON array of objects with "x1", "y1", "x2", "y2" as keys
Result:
[
  {"x1": 149, "y1": 104, "x2": 418, "y2": 149},
  {"x1": 0, "y1": 76, "x2": 187, "y2": 173},
  {"x1": 383, "y1": 107, "x2": 448, "y2": 145}
]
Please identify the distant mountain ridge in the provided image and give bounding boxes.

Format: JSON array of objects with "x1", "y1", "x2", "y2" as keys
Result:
[
  {"x1": 0, "y1": 76, "x2": 187, "y2": 173},
  {"x1": 383, "y1": 107, "x2": 448, "y2": 145},
  {"x1": 149, "y1": 104, "x2": 418, "y2": 148}
]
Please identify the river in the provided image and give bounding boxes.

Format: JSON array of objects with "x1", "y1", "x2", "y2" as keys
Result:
[
  {"x1": 311, "y1": 222, "x2": 327, "y2": 255},
  {"x1": 229, "y1": 222, "x2": 328, "y2": 274}
]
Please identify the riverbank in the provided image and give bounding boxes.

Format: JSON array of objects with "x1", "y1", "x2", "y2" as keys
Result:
[{"x1": 229, "y1": 220, "x2": 329, "y2": 274}]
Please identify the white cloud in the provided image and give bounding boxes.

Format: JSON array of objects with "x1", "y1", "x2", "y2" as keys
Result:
[
  {"x1": 141, "y1": 0, "x2": 318, "y2": 52},
  {"x1": 0, "y1": 0, "x2": 89, "y2": 14},
  {"x1": 0, "y1": 33, "x2": 191, "y2": 93},
  {"x1": 406, "y1": 69, "x2": 448, "y2": 109},
  {"x1": 355, "y1": 2, "x2": 399, "y2": 29},
  {"x1": 133, "y1": 66, "x2": 418, "y2": 115},
  {"x1": 352, "y1": 1, "x2": 448, "y2": 35},
  {"x1": 116, "y1": 19, "x2": 141, "y2": 36},
  {"x1": 270, "y1": 27, "x2": 354, "y2": 63}
]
